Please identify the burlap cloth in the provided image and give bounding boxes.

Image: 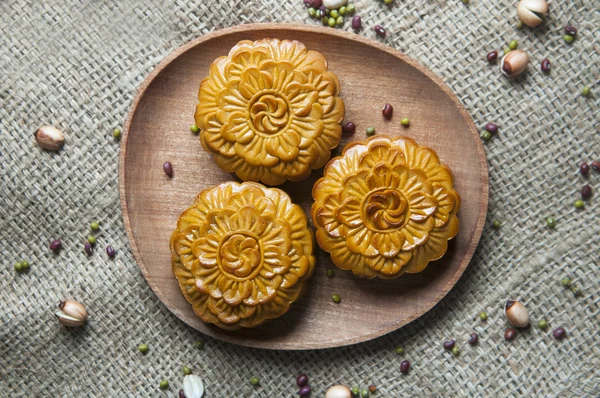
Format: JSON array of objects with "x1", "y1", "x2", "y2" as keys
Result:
[{"x1": 1, "y1": 0, "x2": 599, "y2": 396}]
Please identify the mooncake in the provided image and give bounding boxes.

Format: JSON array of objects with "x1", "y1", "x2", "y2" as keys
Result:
[
  {"x1": 170, "y1": 181, "x2": 315, "y2": 329},
  {"x1": 195, "y1": 38, "x2": 344, "y2": 185},
  {"x1": 311, "y1": 136, "x2": 460, "y2": 279}
]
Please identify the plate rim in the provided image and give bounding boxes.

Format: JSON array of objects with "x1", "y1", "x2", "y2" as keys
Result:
[{"x1": 118, "y1": 22, "x2": 489, "y2": 350}]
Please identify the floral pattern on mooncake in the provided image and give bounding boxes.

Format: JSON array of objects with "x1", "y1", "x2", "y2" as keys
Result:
[
  {"x1": 311, "y1": 136, "x2": 460, "y2": 279},
  {"x1": 196, "y1": 38, "x2": 344, "y2": 185},
  {"x1": 171, "y1": 181, "x2": 315, "y2": 329}
]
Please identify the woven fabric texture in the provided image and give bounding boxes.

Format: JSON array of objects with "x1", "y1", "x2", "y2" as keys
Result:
[{"x1": 1, "y1": 0, "x2": 599, "y2": 396}]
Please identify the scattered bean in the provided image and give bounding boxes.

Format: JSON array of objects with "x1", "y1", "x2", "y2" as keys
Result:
[
  {"x1": 546, "y1": 217, "x2": 556, "y2": 229},
  {"x1": 296, "y1": 374, "x2": 308, "y2": 387},
  {"x1": 581, "y1": 184, "x2": 592, "y2": 199},
  {"x1": 326, "y1": 269, "x2": 335, "y2": 278},
  {"x1": 87, "y1": 235, "x2": 96, "y2": 245},
  {"x1": 479, "y1": 311, "x2": 488, "y2": 321},
  {"x1": 537, "y1": 319, "x2": 548, "y2": 329},
  {"x1": 468, "y1": 333, "x2": 478, "y2": 345},
  {"x1": 366, "y1": 127, "x2": 376, "y2": 136},
  {"x1": 487, "y1": 51, "x2": 498, "y2": 63},
  {"x1": 395, "y1": 346, "x2": 405, "y2": 355},
  {"x1": 561, "y1": 277, "x2": 572, "y2": 287},
  {"x1": 484, "y1": 123, "x2": 498, "y2": 134},
  {"x1": 552, "y1": 327, "x2": 566, "y2": 340},
  {"x1": 183, "y1": 366, "x2": 192, "y2": 375},
  {"x1": 163, "y1": 161, "x2": 174, "y2": 177},
  {"x1": 106, "y1": 245, "x2": 116, "y2": 258},
  {"x1": 352, "y1": 15, "x2": 362, "y2": 30},
  {"x1": 112, "y1": 128, "x2": 122, "y2": 140},
  {"x1": 250, "y1": 377, "x2": 260, "y2": 386},
  {"x1": 563, "y1": 35, "x2": 574, "y2": 43},
  {"x1": 84, "y1": 242, "x2": 93, "y2": 255},
  {"x1": 574, "y1": 199, "x2": 584, "y2": 209},
  {"x1": 400, "y1": 360, "x2": 410, "y2": 374},
  {"x1": 401, "y1": 118, "x2": 410, "y2": 127},
  {"x1": 592, "y1": 161, "x2": 600, "y2": 171},
  {"x1": 451, "y1": 346, "x2": 460, "y2": 356},
  {"x1": 374, "y1": 25, "x2": 386, "y2": 37},
  {"x1": 50, "y1": 239, "x2": 62, "y2": 253},
  {"x1": 190, "y1": 125, "x2": 200, "y2": 134},
  {"x1": 382, "y1": 103, "x2": 393, "y2": 119},
  {"x1": 342, "y1": 122, "x2": 356, "y2": 134},
  {"x1": 159, "y1": 380, "x2": 169, "y2": 390},
  {"x1": 504, "y1": 328, "x2": 517, "y2": 341},
  {"x1": 541, "y1": 58, "x2": 551, "y2": 73},
  {"x1": 579, "y1": 162, "x2": 590, "y2": 176},
  {"x1": 332, "y1": 294, "x2": 341, "y2": 303},
  {"x1": 368, "y1": 385, "x2": 377, "y2": 393},
  {"x1": 138, "y1": 343, "x2": 149, "y2": 353},
  {"x1": 564, "y1": 25, "x2": 577, "y2": 37},
  {"x1": 492, "y1": 219, "x2": 501, "y2": 229},
  {"x1": 443, "y1": 340, "x2": 455, "y2": 350},
  {"x1": 299, "y1": 385, "x2": 311, "y2": 396},
  {"x1": 581, "y1": 86, "x2": 591, "y2": 97}
]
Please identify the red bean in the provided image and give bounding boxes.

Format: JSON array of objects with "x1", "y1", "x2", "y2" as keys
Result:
[
  {"x1": 374, "y1": 25, "x2": 386, "y2": 37},
  {"x1": 106, "y1": 245, "x2": 116, "y2": 258},
  {"x1": 504, "y1": 328, "x2": 517, "y2": 341},
  {"x1": 487, "y1": 51, "x2": 498, "y2": 63},
  {"x1": 400, "y1": 360, "x2": 410, "y2": 374},
  {"x1": 342, "y1": 122, "x2": 356, "y2": 134},
  {"x1": 382, "y1": 103, "x2": 393, "y2": 119},
  {"x1": 468, "y1": 333, "x2": 478, "y2": 345},
  {"x1": 484, "y1": 123, "x2": 498, "y2": 134},
  {"x1": 553, "y1": 327, "x2": 567, "y2": 340},
  {"x1": 443, "y1": 340, "x2": 455, "y2": 350},
  {"x1": 564, "y1": 26, "x2": 577, "y2": 37},
  {"x1": 50, "y1": 239, "x2": 62, "y2": 253},
  {"x1": 541, "y1": 58, "x2": 551, "y2": 73},
  {"x1": 352, "y1": 15, "x2": 362, "y2": 30},
  {"x1": 581, "y1": 184, "x2": 592, "y2": 199},
  {"x1": 163, "y1": 161, "x2": 173, "y2": 177},
  {"x1": 296, "y1": 374, "x2": 308, "y2": 388},
  {"x1": 580, "y1": 162, "x2": 590, "y2": 176}
]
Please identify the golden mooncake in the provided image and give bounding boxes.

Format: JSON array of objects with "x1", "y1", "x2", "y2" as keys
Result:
[
  {"x1": 311, "y1": 136, "x2": 460, "y2": 279},
  {"x1": 170, "y1": 181, "x2": 315, "y2": 329},
  {"x1": 195, "y1": 38, "x2": 344, "y2": 185}
]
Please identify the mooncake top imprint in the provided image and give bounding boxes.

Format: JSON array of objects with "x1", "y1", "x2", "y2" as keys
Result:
[
  {"x1": 171, "y1": 181, "x2": 315, "y2": 329},
  {"x1": 311, "y1": 135, "x2": 460, "y2": 279},
  {"x1": 196, "y1": 38, "x2": 344, "y2": 185}
]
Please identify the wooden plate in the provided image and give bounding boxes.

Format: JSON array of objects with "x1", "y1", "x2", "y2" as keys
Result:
[{"x1": 119, "y1": 23, "x2": 488, "y2": 350}]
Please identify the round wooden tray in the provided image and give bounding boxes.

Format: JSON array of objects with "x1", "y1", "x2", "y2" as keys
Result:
[{"x1": 119, "y1": 23, "x2": 488, "y2": 350}]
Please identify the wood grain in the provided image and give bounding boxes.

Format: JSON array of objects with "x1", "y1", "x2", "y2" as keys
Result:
[{"x1": 119, "y1": 23, "x2": 489, "y2": 350}]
